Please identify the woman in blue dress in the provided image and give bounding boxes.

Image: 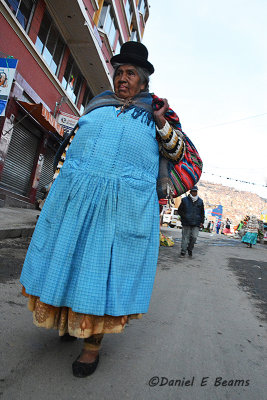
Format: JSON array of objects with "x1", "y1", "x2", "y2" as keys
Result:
[{"x1": 20, "y1": 42, "x2": 185, "y2": 377}]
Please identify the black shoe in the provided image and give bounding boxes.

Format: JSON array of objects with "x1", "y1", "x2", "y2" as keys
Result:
[
  {"x1": 188, "y1": 250, "x2": 192, "y2": 257},
  {"x1": 72, "y1": 354, "x2": 99, "y2": 378},
  {"x1": 180, "y1": 252, "x2": 186, "y2": 257},
  {"x1": 60, "y1": 333, "x2": 77, "y2": 342}
]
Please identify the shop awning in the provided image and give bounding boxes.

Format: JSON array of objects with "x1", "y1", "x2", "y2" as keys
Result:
[{"x1": 17, "y1": 101, "x2": 64, "y2": 137}]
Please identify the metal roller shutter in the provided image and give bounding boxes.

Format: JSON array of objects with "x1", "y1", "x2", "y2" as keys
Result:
[
  {"x1": 36, "y1": 146, "x2": 55, "y2": 198},
  {"x1": 0, "y1": 124, "x2": 39, "y2": 196}
]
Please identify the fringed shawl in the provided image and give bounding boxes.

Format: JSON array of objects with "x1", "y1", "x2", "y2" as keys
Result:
[{"x1": 84, "y1": 90, "x2": 155, "y2": 126}]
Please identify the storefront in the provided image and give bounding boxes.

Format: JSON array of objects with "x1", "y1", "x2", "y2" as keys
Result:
[
  {"x1": 1, "y1": 120, "x2": 40, "y2": 196},
  {"x1": 0, "y1": 100, "x2": 64, "y2": 207}
]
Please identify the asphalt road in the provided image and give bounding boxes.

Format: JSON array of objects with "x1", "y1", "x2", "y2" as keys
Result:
[{"x1": 0, "y1": 231, "x2": 266, "y2": 400}]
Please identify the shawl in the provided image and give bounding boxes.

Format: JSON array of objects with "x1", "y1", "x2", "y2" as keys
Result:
[
  {"x1": 246, "y1": 217, "x2": 259, "y2": 233},
  {"x1": 84, "y1": 90, "x2": 154, "y2": 124}
]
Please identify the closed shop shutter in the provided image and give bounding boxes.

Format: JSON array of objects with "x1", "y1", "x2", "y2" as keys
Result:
[
  {"x1": 36, "y1": 146, "x2": 55, "y2": 198},
  {"x1": 0, "y1": 124, "x2": 39, "y2": 196}
]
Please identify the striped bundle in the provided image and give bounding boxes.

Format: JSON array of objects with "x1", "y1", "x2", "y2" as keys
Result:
[{"x1": 152, "y1": 94, "x2": 203, "y2": 197}]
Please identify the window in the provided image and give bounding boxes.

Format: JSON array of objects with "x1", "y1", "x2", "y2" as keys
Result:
[
  {"x1": 4, "y1": 0, "x2": 35, "y2": 31},
  {"x1": 130, "y1": 29, "x2": 138, "y2": 41},
  {"x1": 125, "y1": 0, "x2": 133, "y2": 25},
  {"x1": 62, "y1": 55, "x2": 73, "y2": 91},
  {"x1": 114, "y1": 38, "x2": 122, "y2": 55},
  {"x1": 80, "y1": 86, "x2": 93, "y2": 114},
  {"x1": 98, "y1": 2, "x2": 118, "y2": 48},
  {"x1": 138, "y1": 0, "x2": 146, "y2": 15},
  {"x1": 35, "y1": 10, "x2": 65, "y2": 75},
  {"x1": 62, "y1": 55, "x2": 83, "y2": 105},
  {"x1": 98, "y1": 3, "x2": 109, "y2": 29}
]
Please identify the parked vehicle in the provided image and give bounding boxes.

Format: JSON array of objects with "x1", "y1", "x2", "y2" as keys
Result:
[
  {"x1": 163, "y1": 208, "x2": 181, "y2": 228},
  {"x1": 162, "y1": 208, "x2": 172, "y2": 224}
]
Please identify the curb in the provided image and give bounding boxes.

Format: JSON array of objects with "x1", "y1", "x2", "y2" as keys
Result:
[{"x1": 0, "y1": 226, "x2": 35, "y2": 240}]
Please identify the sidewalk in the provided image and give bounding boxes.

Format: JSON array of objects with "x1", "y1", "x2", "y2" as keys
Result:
[{"x1": 0, "y1": 207, "x2": 40, "y2": 239}]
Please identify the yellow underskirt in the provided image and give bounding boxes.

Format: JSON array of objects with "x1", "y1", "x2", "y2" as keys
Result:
[{"x1": 22, "y1": 287, "x2": 143, "y2": 338}]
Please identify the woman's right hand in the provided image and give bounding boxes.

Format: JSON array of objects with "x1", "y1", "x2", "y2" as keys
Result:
[{"x1": 153, "y1": 98, "x2": 169, "y2": 129}]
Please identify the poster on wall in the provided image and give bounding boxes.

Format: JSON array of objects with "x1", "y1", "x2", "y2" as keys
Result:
[
  {"x1": 0, "y1": 57, "x2": 18, "y2": 117},
  {"x1": 57, "y1": 111, "x2": 79, "y2": 136}
]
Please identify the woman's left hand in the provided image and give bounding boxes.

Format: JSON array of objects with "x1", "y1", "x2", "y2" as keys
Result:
[{"x1": 153, "y1": 98, "x2": 169, "y2": 129}]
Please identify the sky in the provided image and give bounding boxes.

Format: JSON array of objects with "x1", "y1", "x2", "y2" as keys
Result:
[{"x1": 142, "y1": 0, "x2": 267, "y2": 200}]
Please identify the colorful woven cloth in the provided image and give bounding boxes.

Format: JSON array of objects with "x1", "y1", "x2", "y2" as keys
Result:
[
  {"x1": 152, "y1": 94, "x2": 203, "y2": 197},
  {"x1": 151, "y1": 95, "x2": 182, "y2": 130}
]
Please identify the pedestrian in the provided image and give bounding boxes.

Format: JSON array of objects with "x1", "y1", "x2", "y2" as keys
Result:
[
  {"x1": 19, "y1": 42, "x2": 194, "y2": 378},
  {"x1": 178, "y1": 186, "x2": 205, "y2": 257},
  {"x1": 236, "y1": 220, "x2": 244, "y2": 238},
  {"x1": 223, "y1": 218, "x2": 231, "y2": 234},
  {"x1": 216, "y1": 220, "x2": 221, "y2": 234},
  {"x1": 242, "y1": 215, "x2": 259, "y2": 248},
  {"x1": 210, "y1": 221, "x2": 215, "y2": 232}
]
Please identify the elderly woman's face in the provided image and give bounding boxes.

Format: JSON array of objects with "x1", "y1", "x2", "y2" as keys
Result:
[{"x1": 114, "y1": 65, "x2": 145, "y2": 99}]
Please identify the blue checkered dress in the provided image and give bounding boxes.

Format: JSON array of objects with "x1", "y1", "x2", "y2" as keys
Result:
[{"x1": 20, "y1": 106, "x2": 160, "y2": 316}]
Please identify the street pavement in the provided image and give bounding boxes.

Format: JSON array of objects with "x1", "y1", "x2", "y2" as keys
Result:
[
  {"x1": 0, "y1": 207, "x2": 40, "y2": 240},
  {"x1": 0, "y1": 228, "x2": 266, "y2": 400}
]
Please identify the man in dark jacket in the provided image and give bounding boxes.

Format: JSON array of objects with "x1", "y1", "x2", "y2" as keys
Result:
[{"x1": 178, "y1": 186, "x2": 205, "y2": 257}]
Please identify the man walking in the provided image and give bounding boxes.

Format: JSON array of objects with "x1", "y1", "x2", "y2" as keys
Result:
[{"x1": 178, "y1": 186, "x2": 205, "y2": 257}]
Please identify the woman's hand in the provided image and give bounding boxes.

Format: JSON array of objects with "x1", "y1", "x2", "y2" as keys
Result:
[{"x1": 153, "y1": 98, "x2": 169, "y2": 129}]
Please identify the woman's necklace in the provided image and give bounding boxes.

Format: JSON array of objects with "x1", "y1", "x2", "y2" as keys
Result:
[{"x1": 116, "y1": 97, "x2": 134, "y2": 117}]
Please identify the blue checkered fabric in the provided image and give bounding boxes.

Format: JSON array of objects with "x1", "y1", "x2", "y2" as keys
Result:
[{"x1": 20, "y1": 106, "x2": 160, "y2": 316}]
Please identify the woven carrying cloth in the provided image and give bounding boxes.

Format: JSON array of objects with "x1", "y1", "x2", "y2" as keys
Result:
[{"x1": 151, "y1": 94, "x2": 203, "y2": 197}]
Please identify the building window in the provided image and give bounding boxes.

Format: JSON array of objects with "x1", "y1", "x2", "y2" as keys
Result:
[
  {"x1": 98, "y1": 2, "x2": 117, "y2": 49},
  {"x1": 130, "y1": 29, "x2": 138, "y2": 41},
  {"x1": 114, "y1": 38, "x2": 122, "y2": 55},
  {"x1": 138, "y1": 0, "x2": 147, "y2": 15},
  {"x1": 124, "y1": 0, "x2": 133, "y2": 26},
  {"x1": 80, "y1": 86, "x2": 93, "y2": 114},
  {"x1": 62, "y1": 55, "x2": 83, "y2": 105},
  {"x1": 4, "y1": 0, "x2": 35, "y2": 31},
  {"x1": 35, "y1": 10, "x2": 65, "y2": 76}
]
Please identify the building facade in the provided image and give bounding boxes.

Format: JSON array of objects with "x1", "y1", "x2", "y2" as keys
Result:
[{"x1": 0, "y1": 0, "x2": 150, "y2": 207}]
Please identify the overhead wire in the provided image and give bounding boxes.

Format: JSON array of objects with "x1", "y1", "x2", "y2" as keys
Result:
[
  {"x1": 202, "y1": 171, "x2": 267, "y2": 188},
  {"x1": 194, "y1": 112, "x2": 267, "y2": 131}
]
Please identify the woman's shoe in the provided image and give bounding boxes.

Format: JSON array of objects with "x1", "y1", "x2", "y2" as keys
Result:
[
  {"x1": 72, "y1": 354, "x2": 99, "y2": 378},
  {"x1": 60, "y1": 333, "x2": 77, "y2": 342}
]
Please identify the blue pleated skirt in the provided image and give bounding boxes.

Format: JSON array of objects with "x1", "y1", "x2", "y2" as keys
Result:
[{"x1": 242, "y1": 232, "x2": 258, "y2": 245}]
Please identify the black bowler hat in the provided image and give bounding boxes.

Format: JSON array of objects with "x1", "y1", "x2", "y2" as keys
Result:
[{"x1": 110, "y1": 41, "x2": 154, "y2": 75}]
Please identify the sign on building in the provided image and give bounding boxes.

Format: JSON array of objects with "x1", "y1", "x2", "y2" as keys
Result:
[
  {"x1": 0, "y1": 58, "x2": 18, "y2": 116},
  {"x1": 57, "y1": 111, "x2": 79, "y2": 135}
]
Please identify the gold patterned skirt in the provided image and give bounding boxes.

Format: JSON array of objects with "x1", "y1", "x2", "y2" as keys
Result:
[{"x1": 22, "y1": 287, "x2": 143, "y2": 338}]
